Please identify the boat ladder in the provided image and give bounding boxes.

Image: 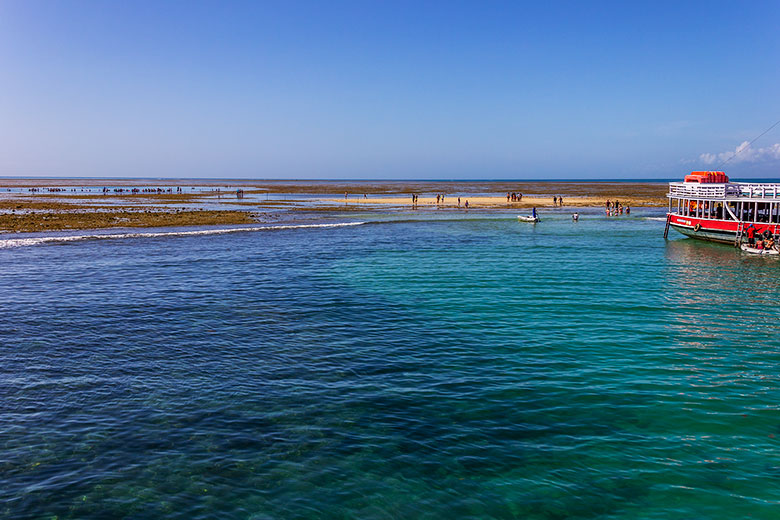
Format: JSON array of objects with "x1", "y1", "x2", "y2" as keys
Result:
[
  {"x1": 663, "y1": 214, "x2": 671, "y2": 239},
  {"x1": 735, "y1": 222, "x2": 744, "y2": 247}
]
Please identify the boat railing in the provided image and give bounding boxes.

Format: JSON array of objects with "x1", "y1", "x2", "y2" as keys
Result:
[
  {"x1": 668, "y1": 182, "x2": 780, "y2": 199},
  {"x1": 734, "y1": 183, "x2": 780, "y2": 198},
  {"x1": 668, "y1": 183, "x2": 735, "y2": 198}
]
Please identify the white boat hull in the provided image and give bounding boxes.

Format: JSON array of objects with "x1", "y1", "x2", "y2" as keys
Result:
[
  {"x1": 740, "y1": 244, "x2": 779, "y2": 255},
  {"x1": 518, "y1": 216, "x2": 539, "y2": 223}
]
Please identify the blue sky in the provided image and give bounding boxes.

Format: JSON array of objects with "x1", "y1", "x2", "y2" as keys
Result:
[{"x1": 1, "y1": 1, "x2": 778, "y2": 179}]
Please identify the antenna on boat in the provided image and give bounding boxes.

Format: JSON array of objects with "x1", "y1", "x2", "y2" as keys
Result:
[{"x1": 717, "y1": 118, "x2": 780, "y2": 170}]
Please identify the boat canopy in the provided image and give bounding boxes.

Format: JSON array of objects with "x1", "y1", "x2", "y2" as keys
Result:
[{"x1": 684, "y1": 171, "x2": 729, "y2": 183}]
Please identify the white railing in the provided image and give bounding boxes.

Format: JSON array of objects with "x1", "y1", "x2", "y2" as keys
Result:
[
  {"x1": 668, "y1": 182, "x2": 780, "y2": 200},
  {"x1": 734, "y1": 183, "x2": 780, "y2": 199},
  {"x1": 668, "y1": 183, "x2": 733, "y2": 198}
]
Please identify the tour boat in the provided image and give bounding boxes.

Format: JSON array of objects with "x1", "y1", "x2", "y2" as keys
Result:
[{"x1": 665, "y1": 171, "x2": 780, "y2": 245}]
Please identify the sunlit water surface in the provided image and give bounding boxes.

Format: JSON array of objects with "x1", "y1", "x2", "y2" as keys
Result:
[{"x1": 2, "y1": 209, "x2": 780, "y2": 519}]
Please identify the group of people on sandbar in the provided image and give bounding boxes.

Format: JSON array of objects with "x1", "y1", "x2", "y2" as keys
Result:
[
  {"x1": 410, "y1": 194, "x2": 469, "y2": 209},
  {"x1": 507, "y1": 192, "x2": 523, "y2": 202},
  {"x1": 28, "y1": 187, "x2": 74, "y2": 193},
  {"x1": 100, "y1": 187, "x2": 183, "y2": 194},
  {"x1": 552, "y1": 196, "x2": 564, "y2": 206},
  {"x1": 605, "y1": 199, "x2": 629, "y2": 216}
]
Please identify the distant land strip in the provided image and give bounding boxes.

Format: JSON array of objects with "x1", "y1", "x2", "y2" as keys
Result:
[{"x1": 0, "y1": 180, "x2": 668, "y2": 232}]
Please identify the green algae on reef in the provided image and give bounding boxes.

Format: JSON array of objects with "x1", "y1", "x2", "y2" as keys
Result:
[{"x1": 0, "y1": 209, "x2": 254, "y2": 233}]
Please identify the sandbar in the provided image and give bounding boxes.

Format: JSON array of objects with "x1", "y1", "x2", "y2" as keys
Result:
[{"x1": 0, "y1": 179, "x2": 669, "y2": 232}]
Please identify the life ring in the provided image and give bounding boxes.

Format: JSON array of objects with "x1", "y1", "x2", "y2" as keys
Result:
[{"x1": 693, "y1": 223, "x2": 702, "y2": 232}]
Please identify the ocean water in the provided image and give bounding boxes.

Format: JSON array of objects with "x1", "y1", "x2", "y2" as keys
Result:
[{"x1": 2, "y1": 208, "x2": 780, "y2": 519}]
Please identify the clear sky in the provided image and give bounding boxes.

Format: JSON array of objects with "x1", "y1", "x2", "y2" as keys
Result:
[{"x1": 1, "y1": 0, "x2": 778, "y2": 179}]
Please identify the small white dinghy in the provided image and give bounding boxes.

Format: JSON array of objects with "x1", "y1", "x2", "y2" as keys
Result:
[
  {"x1": 740, "y1": 244, "x2": 779, "y2": 255},
  {"x1": 518, "y1": 215, "x2": 539, "y2": 223}
]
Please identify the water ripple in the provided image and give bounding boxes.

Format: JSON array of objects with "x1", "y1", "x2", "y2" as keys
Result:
[{"x1": 1, "y1": 211, "x2": 778, "y2": 518}]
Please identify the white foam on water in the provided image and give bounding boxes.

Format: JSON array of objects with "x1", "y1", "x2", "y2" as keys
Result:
[
  {"x1": 0, "y1": 222, "x2": 366, "y2": 249},
  {"x1": 645, "y1": 217, "x2": 669, "y2": 221}
]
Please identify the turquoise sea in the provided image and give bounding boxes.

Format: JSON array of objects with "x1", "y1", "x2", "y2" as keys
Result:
[{"x1": 2, "y1": 207, "x2": 780, "y2": 519}]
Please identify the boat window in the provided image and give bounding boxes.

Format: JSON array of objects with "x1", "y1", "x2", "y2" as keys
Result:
[
  {"x1": 726, "y1": 201, "x2": 738, "y2": 221},
  {"x1": 759, "y1": 202, "x2": 770, "y2": 223}
]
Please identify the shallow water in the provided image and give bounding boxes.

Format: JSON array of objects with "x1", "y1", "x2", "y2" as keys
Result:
[{"x1": 2, "y1": 209, "x2": 780, "y2": 519}]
